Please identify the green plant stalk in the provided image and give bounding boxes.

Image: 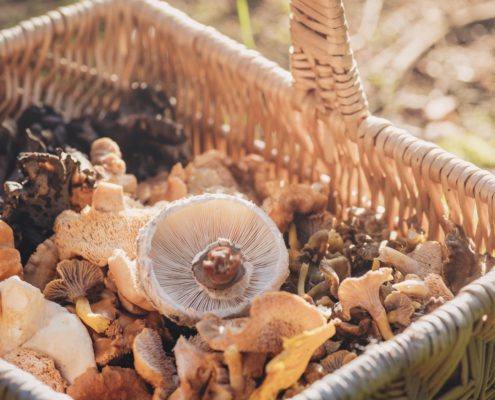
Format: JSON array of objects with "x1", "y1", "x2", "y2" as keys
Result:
[{"x1": 237, "y1": 0, "x2": 256, "y2": 49}]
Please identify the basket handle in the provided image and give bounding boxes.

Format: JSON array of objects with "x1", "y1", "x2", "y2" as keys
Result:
[{"x1": 289, "y1": 0, "x2": 369, "y2": 127}]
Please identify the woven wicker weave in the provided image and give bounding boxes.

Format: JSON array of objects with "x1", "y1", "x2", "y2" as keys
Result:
[{"x1": 1, "y1": 0, "x2": 495, "y2": 399}]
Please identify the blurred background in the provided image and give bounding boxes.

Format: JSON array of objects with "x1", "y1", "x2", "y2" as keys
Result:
[{"x1": 2, "y1": 0, "x2": 495, "y2": 170}]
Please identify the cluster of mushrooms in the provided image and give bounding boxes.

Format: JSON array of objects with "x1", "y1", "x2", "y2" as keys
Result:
[{"x1": 0, "y1": 94, "x2": 486, "y2": 400}]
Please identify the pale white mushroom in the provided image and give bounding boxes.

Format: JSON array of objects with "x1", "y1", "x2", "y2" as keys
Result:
[
  {"x1": 137, "y1": 193, "x2": 289, "y2": 326},
  {"x1": 90, "y1": 137, "x2": 138, "y2": 195},
  {"x1": 108, "y1": 249, "x2": 154, "y2": 312},
  {"x1": 0, "y1": 277, "x2": 96, "y2": 384}
]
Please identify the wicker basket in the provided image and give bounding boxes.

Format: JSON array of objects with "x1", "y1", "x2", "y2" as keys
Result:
[{"x1": 1, "y1": 0, "x2": 495, "y2": 399}]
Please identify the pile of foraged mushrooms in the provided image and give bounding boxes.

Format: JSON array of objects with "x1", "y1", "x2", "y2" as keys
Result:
[{"x1": 0, "y1": 101, "x2": 485, "y2": 400}]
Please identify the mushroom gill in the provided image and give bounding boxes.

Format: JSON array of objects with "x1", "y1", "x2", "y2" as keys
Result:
[
  {"x1": 44, "y1": 259, "x2": 110, "y2": 333},
  {"x1": 137, "y1": 194, "x2": 289, "y2": 326}
]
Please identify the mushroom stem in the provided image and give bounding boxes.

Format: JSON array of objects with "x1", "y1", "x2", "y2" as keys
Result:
[
  {"x1": 371, "y1": 309, "x2": 394, "y2": 340},
  {"x1": 288, "y1": 223, "x2": 300, "y2": 251},
  {"x1": 202, "y1": 246, "x2": 242, "y2": 286},
  {"x1": 298, "y1": 263, "x2": 309, "y2": 296},
  {"x1": 379, "y1": 247, "x2": 422, "y2": 276},
  {"x1": 192, "y1": 240, "x2": 247, "y2": 290},
  {"x1": 306, "y1": 281, "x2": 328, "y2": 299},
  {"x1": 224, "y1": 345, "x2": 244, "y2": 397},
  {"x1": 75, "y1": 297, "x2": 110, "y2": 333}
]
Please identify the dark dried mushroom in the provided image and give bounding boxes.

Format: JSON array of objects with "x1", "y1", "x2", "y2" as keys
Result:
[
  {"x1": 295, "y1": 211, "x2": 334, "y2": 246},
  {"x1": 137, "y1": 193, "x2": 289, "y2": 326},
  {"x1": 2, "y1": 150, "x2": 95, "y2": 260},
  {"x1": 320, "y1": 256, "x2": 351, "y2": 298},
  {"x1": 301, "y1": 229, "x2": 330, "y2": 263},
  {"x1": 0, "y1": 121, "x2": 16, "y2": 183},
  {"x1": 442, "y1": 221, "x2": 482, "y2": 294},
  {"x1": 94, "y1": 86, "x2": 190, "y2": 180},
  {"x1": 44, "y1": 259, "x2": 110, "y2": 333}
]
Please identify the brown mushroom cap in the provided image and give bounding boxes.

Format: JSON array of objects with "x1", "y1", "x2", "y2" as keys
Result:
[
  {"x1": 137, "y1": 194, "x2": 289, "y2": 326},
  {"x1": 320, "y1": 350, "x2": 357, "y2": 374},
  {"x1": 67, "y1": 366, "x2": 151, "y2": 400},
  {"x1": 384, "y1": 292, "x2": 415, "y2": 326},
  {"x1": 44, "y1": 260, "x2": 104, "y2": 304},
  {"x1": 320, "y1": 256, "x2": 351, "y2": 298},
  {"x1": 133, "y1": 328, "x2": 177, "y2": 394},
  {"x1": 261, "y1": 183, "x2": 328, "y2": 233},
  {"x1": 196, "y1": 291, "x2": 326, "y2": 353}
]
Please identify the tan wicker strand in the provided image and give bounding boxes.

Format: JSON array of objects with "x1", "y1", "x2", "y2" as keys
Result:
[{"x1": 2, "y1": 1, "x2": 495, "y2": 399}]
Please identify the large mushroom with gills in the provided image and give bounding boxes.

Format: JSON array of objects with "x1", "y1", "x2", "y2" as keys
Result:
[{"x1": 137, "y1": 193, "x2": 289, "y2": 326}]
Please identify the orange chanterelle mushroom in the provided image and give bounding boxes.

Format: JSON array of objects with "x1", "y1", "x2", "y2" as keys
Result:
[{"x1": 137, "y1": 193, "x2": 289, "y2": 326}]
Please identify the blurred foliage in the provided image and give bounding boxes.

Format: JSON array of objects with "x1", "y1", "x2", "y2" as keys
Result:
[{"x1": 1, "y1": 0, "x2": 495, "y2": 171}]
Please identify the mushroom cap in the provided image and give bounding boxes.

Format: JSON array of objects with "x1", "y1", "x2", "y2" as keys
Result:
[
  {"x1": 0, "y1": 220, "x2": 15, "y2": 248},
  {"x1": 424, "y1": 273, "x2": 454, "y2": 301},
  {"x1": 108, "y1": 249, "x2": 155, "y2": 311},
  {"x1": 3, "y1": 348, "x2": 67, "y2": 392},
  {"x1": 137, "y1": 193, "x2": 289, "y2": 326},
  {"x1": 54, "y1": 187, "x2": 158, "y2": 266},
  {"x1": 338, "y1": 268, "x2": 393, "y2": 320},
  {"x1": 320, "y1": 350, "x2": 357, "y2": 374},
  {"x1": 133, "y1": 328, "x2": 176, "y2": 391},
  {"x1": 44, "y1": 259, "x2": 105, "y2": 304},
  {"x1": 384, "y1": 292, "x2": 415, "y2": 326},
  {"x1": 0, "y1": 248, "x2": 23, "y2": 281},
  {"x1": 24, "y1": 237, "x2": 59, "y2": 291},
  {"x1": 196, "y1": 291, "x2": 326, "y2": 353},
  {"x1": 0, "y1": 220, "x2": 22, "y2": 281},
  {"x1": 67, "y1": 366, "x2": 151, "y2": 400}
]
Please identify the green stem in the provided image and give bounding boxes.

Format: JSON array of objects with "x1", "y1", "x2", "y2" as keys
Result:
[{"x1": 237, "y1": 0, "x2": 256, "y2": 49}]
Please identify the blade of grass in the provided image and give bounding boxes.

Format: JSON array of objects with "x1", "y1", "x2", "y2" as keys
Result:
[{"x1": 237, "y1": 0, "x2": 256, "y2": 49}]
